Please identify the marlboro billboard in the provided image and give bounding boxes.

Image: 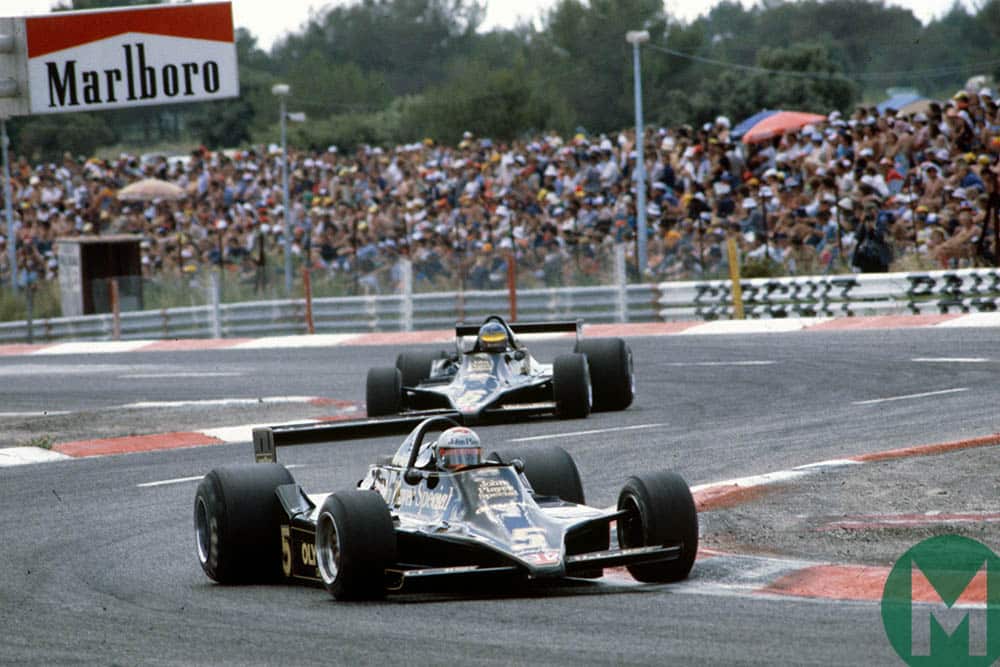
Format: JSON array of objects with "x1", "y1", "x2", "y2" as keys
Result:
[{"x1": 22, "y1": 2, "x2": 238, "y2": 115}]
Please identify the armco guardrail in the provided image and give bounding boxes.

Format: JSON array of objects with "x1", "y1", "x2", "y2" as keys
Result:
[
  {"x1": 656, "y1": 269, "x2": 1000, "y2": 321},
  {"x1": 3, "y1": 268, "x2": 1000, "y2": 343}
]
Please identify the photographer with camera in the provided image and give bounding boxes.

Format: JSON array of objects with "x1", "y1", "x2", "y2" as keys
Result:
[{"x1": 851, "y1": 202, "x2": 893, "y2": 272}]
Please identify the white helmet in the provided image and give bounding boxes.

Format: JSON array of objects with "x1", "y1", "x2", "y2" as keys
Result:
[{"x1": 433, "y1": 427, "x2": 481, "y2": 470}]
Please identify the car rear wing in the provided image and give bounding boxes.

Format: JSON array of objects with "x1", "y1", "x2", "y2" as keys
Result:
[
  {"x1": 454, "y1": 319, "x2": 581, "y2": 339},
  {"x1": 252, "y1": 410, "x2": 459, "y2": 463}
]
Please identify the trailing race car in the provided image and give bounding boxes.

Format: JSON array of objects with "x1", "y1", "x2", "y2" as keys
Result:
[
  {"x1": 194, "y1": 416, "x2": 698, "y2": 600},
  {"x1": 365, "y1": 316, "x2": 634, "y2": 422}
]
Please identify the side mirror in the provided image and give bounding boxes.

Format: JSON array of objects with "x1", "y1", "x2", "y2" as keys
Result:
[
  {"x1": 403, "y1": 469, "x2": 423, "y2": 485},
  {"x1": 510, "y1": 457, "x2": 525, "y2": 473}
]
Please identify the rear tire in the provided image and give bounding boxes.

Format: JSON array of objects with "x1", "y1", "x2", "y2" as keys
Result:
[
  {"x1": 574, "y1": 338, "x2": 634, "y2": 411},
  {"x1": 395, "y1": 350, "x2": 447, "y2": 387},
  {"x1": 617, "y1": 471, "x2": 698, "y2": 583},
  {"x1": 316, "y1": 490, "x2": 396, "y2": 600},
  {"x1": 488, "y1": 445, "x2": 585, "y2": 504},
  {"x1": 552, "y1": 353, "x2": 591, "y2": 419},
  {"x1": 194, "y1": 464, "x2": 294, "y2": 584},
  {"x1": 366, "y1": 367, "x2": 402, "y2": 417}
]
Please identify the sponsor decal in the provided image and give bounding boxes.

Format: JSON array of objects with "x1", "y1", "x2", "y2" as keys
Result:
[
  {"x1": 456, "y1": 390, "x2": 487, "y2": 407},
  {"x1": 510, "y1": 527, "x2": 549, "y2": 552},
  {"x1": 477, "y1": 478, "x2": 518, "y2": 501},
  {"x1": 469, "y1": 357, "x2": 492, "y2": 372},
  {"x1": 24, "y1": 2, "x2": 238, "y2": 114},
  {"x1": 398, "y1": 486, "x2": 452, "y2": 512},
  {"x1": 882, "y1": 535, "x2": 999, "y2": 665},
  {"x1": 523, "y1": 550, "x2": 561, "y2": 566},
  {"x1": 280, "y1": 524, "x2": 320, "y2": 580}
]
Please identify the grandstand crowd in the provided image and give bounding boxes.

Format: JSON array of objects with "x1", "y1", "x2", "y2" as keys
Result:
[{"x1": 2, "y1": 86, "x2": 999, "y2": 294}]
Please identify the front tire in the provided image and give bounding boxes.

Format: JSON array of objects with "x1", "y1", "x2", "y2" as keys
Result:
[
  {"x1": 194, "y1": 464, "x2": 294, "y2": 584},
  {"x1": 553, "y1": 352, "x2": 592, "y2": 419},
  {"x1": 366, "y1": 367, "x2": 402, "y2": 417},
  {"x1": 617, "y1": 471, "x2": 698, "y2": 583},
  {"x1": 574, "y1": 338, "x2": 634, "y2": 411},
  {"x1": 316, "y1": 490, "x2": 396, "y2": 600},
  {"x1": 395, "y1": 350, "x2": 447, "y2": 387},
  {"x1": 489, "y1": 445, "x2": 585, "y2": 504}
]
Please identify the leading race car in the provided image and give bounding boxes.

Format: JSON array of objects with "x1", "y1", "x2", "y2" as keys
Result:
[
  {"x1": 365, "y1": 316, "x2": 634, "y2": 423},
  {"x1": 194, "y1": 416, "x2": 698, "y2": 600}
]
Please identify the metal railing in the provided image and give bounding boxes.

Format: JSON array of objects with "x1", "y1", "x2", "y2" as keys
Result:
[{"x1": 2, "y1": 268, "x2": 999, "y2": 344}]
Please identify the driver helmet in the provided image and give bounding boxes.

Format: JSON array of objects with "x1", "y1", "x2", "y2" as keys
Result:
[
  {"x1": 477, "y1": 321, "x2": 508, "y2": 353},
  {"x1": 433, "y1": 426, "x2": 482, "y2": 471}
]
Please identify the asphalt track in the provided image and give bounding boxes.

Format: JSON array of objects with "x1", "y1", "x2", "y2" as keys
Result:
[{"x1": 1, "y1": 328, "x2": 998, "y2": 664}]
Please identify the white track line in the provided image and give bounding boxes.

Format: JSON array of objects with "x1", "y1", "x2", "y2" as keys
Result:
[
  {"x1": 0, "y1": 411, "x2": 70, "y2": 417},
  {"x1": 137, "y1": 475, "x2": 204, "y2": 488},
  {"x1": 664, "y1": 361, "x2": 776, "y2": 367},
  {"x1": 31, "y1": 341, "x2": 153, "y2": 355},
  {"x1": 852, "y1": 387, "x2": 968, "y2": 406},
  {"x1": 119, "y1": 372, "x2": 243, "y2": 379},
  {"x1": 911, "y1": 357, "x2": 988, "y2": 363},
  {"x1": 122, "y1": 396, "x2": 321, "y2": 409},
  {"x1": 138, "y1": 464, "x2": 305, "y2": 488},
  {"x1": 233, "y1": 334, "x2": 358, "y2": 349},
  {"x1": 507, "y1": 423, "x2": 664, "y2": 443},
  {"x1": 0, "y1": 447, "x2": 71, "y2": 466},
  {"x1": 680, "y1": 319, "x2": 819, "y2": 335}
]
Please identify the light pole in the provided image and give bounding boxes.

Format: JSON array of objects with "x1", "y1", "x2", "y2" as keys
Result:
[
  {"x1": 272, "y1": 83, "x2": 293, "y2": 296},
  {"x1": 626, "y1": 29, "x2": 650, "y2": 276}
]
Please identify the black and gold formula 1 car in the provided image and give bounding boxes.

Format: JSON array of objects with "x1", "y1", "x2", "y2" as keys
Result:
[
  {"x1": 194, "y1": 416, "x2": 698, "y2": 600},
  {"x1": 365, "y1": 316, "x2": 634, "y2": 423}
]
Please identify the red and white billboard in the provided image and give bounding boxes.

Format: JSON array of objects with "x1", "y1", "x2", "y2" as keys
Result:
[{"x1": 23, "y1": 2, "x2": 238, "y2": 115}]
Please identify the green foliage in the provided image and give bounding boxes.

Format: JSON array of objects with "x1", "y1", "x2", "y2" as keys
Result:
[
  {"x1": 187, "y1": 98, "x2": 255, "y2": 149},
  {"x1": 53, "y1": 0, "x2": 158, "y2": 9},
  {"x1": 741, "y1": 256, "x2": 786, "y2": 278},
  {"x1": 13, "y1": 0, "x2": 1000, "y2": 153},
  {"x1": 402, "y1": 60, "x2": 573, "y2": 143},
  {"x1": 13, "y1": 113, "x2": 116, "y2": 162},
  {"x1": 0, "y1": 281, "x2": 63, "y2": 322},
  {"x1": 19, "y1": 435, "x2": 54, "y2": 450}
]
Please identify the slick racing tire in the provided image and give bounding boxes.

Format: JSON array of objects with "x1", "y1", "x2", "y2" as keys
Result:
[
  {"x1": 574, "y1": 338, "x2": 634, "y2": 412},
  {"x1": 617, "y1": 471, "x2": 698, "y2": 583},
  {"x1": 194, "y1": 463, "x2": 294, "y2": 584},
  {"x1": 488, "y1": 445, "x2": 585, "y2": 505},
  {"x1": 366, "y1": 367, "x2": 403, "y2": 417},
  {"x1": 395, "y1": 350, "x2": 447, "y2": 388},
  {"x1": 552, "y1": 352, "x2": 592, "y2": 419},
  {"x1": 316, "y1": 490, "x2": 396, "y2": 600}
]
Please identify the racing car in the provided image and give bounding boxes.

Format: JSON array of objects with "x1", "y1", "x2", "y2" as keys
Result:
[
  {"x1": 365, "y1": 316, "x2": 634, "y2": 422},
  {"x1": 194, "y1": 416, "x2": 698, "y2": 600}
]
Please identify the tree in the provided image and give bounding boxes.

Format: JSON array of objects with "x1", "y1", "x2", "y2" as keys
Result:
[
  {"x1": 14, "y1": 113, "x2": 115, "y2": 161},
  {"x1": 402, "y1": 58, "x2": 573, "y2": 143},
  {"x1": 53, "y1": 0, "x2": 159, "y2": 9},
  {"x1": 540, "y1": 0, "x2": 670, "y2": 133},
  {"x1": 272, "y1": 0, "x2": 486, "y2": 96}
]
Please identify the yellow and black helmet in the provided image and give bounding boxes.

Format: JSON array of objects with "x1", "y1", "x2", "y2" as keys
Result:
[{"x1": 477, "y1": 321, "x2": 508, "y2": 353}]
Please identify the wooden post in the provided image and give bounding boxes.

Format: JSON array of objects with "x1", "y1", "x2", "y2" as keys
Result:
[
  {"x1": 110, "y1": 277, "x2": 121, "y2": 341},
  {"x1": 727, "y1": 237, "x2": 744, "y2": 320},
  {"x1": 302, "y1": 266, "x2": 315, "y2": 334}
]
